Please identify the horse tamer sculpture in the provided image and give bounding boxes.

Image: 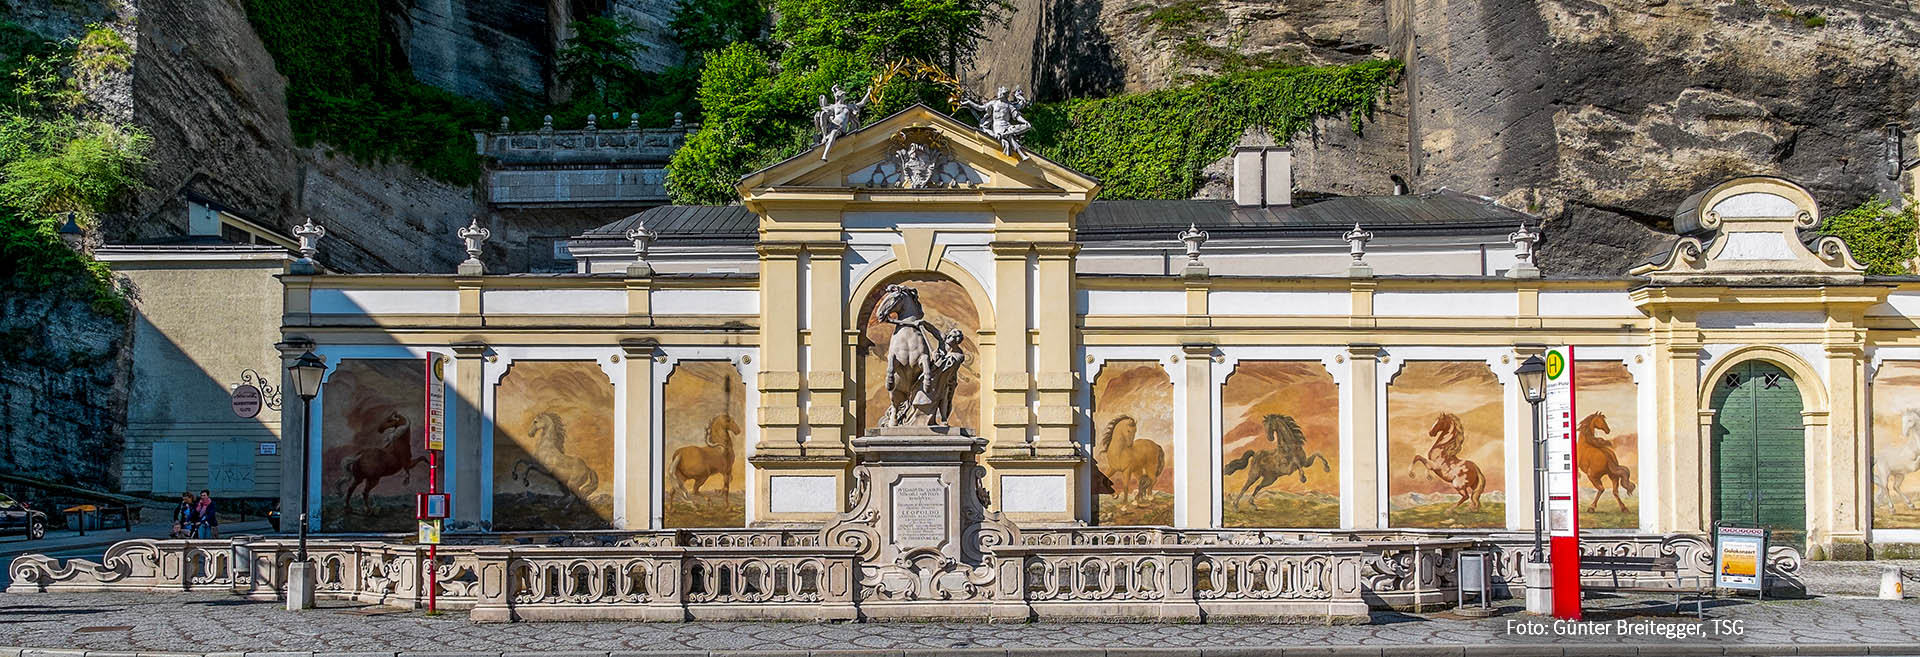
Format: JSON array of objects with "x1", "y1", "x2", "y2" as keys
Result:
[{"x1": 872, "y1": 284, "x2": 966, "y2": 428}]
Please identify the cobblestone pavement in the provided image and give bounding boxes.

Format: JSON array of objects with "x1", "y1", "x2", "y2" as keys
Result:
[{"x1": 0, "y1": 591, "x2": 1917, "y2": 655}]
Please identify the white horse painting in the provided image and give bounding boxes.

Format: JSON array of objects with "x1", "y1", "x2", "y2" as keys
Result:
[{"x1": 1875, "y1": 409, "x2": 1920, "y2": 511}]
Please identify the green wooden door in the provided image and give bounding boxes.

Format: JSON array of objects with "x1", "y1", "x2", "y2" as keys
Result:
[{"x1": 1710, "y1": 361, "x2": 1807, "y2": 548}]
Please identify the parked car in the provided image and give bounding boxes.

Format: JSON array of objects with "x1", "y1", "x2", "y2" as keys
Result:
[{"x1": 0, "y1": 492, "x2": 47, "y2": 540}]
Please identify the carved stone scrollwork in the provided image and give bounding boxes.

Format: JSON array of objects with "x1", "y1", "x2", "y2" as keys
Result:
[
  {"x1": 851, "y1": 128, "x2": 981, "y2": 189},
  {"x1": 860, "y1": 547, "x2": 995, "y2": 601},
  {"x1": 819, "y1": 468, "x2": 882, "y2": 562}
]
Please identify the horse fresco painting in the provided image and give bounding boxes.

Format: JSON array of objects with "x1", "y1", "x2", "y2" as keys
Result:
[
  {"x1": 492, "y1": 361, "x2": 615, "y2": 530},
  {"x1": 663, "y1": 360, "x2": 748, "y2": 528},
  {"x1": 1220, "y1": 361, "x2": 1340, "y2": 527},
  {"x1": 1091, "y1": 360, "x2": 1174, "y2": 525},
  {"x1": 1387, "y1": 361, "x2": 1505, "y2": 528},
  {"x1": 1574, "y1": 360, "x2": 1639, "y2": 528},
  {"x1": 320, "y1": 358, "x2": 427, "y2": 531},
  {"x1": 1871, "y1": 361, "x2": 1920, "y2": 528},
  {"x1": 860, "y1": 274, "x2": 980, "y2": 433}
]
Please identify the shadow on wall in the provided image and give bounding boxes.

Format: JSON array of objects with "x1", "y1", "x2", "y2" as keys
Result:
[{"x1": 1035, "y1": 0, "x2": 1124, "y2": 100}]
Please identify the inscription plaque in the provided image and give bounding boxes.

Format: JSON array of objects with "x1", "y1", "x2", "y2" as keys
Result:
[{"x1": 892, "y1": 475, "x2": 948, "y2": 548}]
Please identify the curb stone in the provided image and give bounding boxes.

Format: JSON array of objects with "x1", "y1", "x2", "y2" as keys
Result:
[{"x1": 7, "y1": 646, "x2": 1920, "y2": 657}]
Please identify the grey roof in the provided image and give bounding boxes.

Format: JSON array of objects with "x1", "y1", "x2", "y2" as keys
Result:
[{"x1": 575, "y1": 189, "x2": 1534, "y2": 244}]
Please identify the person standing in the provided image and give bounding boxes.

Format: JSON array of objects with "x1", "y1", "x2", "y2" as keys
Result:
[{"x1": 192, "y1": 490, "x2": 219, "y2": 539}]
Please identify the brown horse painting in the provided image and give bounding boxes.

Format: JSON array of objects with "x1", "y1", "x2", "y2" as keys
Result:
[
  {"x1": 1098, "y1": 415, "x2": 1165, "y2": 504},
  {"x1": 669, "y1": 414, "x2": 743, "y2": 499},
  {"x1": 336, "y1": 411, "x2": 426, "y2": 514},
  {"x1": 1576, "y1": 412, "x2": 1635, "y2": 512},
  {"x1": 1408, "y1": 412, "x2": 1486, "y2": 512},
  {"x1": 1223, "y1": 413, "x2": 1331, "y2": 510}
]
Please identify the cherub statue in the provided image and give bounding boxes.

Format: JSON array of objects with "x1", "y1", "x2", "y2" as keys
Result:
[
  {"x1": 812, "y1": 84, "x2": 870, "y2": 160},
  {"x1": 960, "y1": 86, "x2": 1033, "y2": 160}
]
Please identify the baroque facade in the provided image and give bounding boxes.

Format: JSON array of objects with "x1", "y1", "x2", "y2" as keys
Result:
[{"x1": 276, "y1": 105, "x2": 1920, "y2": 561}]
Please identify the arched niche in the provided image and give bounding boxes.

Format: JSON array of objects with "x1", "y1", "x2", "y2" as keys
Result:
[{"x1": 855, "y1": 270, "x2": 984, "y2": 433}]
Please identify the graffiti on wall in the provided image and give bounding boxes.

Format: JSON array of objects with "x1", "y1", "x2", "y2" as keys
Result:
[
  {"x1": 1872, "y1": 361, "x2": 1920, "y2": 529},
  {"x1": 321, "y1": 358, "x2": 426, "y2": 532},
  {"x1": 492, "y1": 361, "x2": 615, "y2": 531},
  {"x1": 1220, "y1": 361, "x2": 1339, "y2": 528},
  {"x1": 663, "y1": 360, "x2": 747, "y2": 528},
  {"x1": 1092, "y1": 360, "x2": 1174, "y2": 525},
  {"x1": 1575, "y1": 361, "x2": 1639, "y2": 529},
  {"x1": 1388, "y1": 361, "x2": 1505, "y2": 528},
  {"x1": 859, "y1": 273, "x2": 981, "y2": 432}
]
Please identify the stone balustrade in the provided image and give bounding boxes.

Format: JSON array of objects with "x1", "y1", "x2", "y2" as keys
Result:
[{"x1": 6, "y1": 530, "x2": 1803, "y2": 622}]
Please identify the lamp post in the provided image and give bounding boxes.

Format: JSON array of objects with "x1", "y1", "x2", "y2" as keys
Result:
[
  {"x1": 1515, "y1": 354, "x2": 1548, "y2": 563},
  {"x1": 285, "y1": 350, "x2": 326, "y2": 610}
]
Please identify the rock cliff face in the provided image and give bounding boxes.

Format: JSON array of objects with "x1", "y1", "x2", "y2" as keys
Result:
[
  {"x1": 973, "y1": 0, "x2": 1920, "y2": 275},
  {"x1": 0, "y1": 291, "x2": 130, "y2": 490}
]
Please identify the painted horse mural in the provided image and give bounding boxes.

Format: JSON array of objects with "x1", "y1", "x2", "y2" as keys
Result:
[
  {"x1": 336, "y1": 411, "x2": 425, "y2": 514},
  {"x1": 1875, "y1": 409, "x2": 1920, "y2": 511},
  {"x1": 1576, "y1": 411, "x2": 1636, "y2": 512},
  {"x1": 1223, "y1": 413, "x2": 1332, "y2": 510},
  {"x1": 1098, "y1": 415, "x2": 1164, "y2": 504},
  {"x1": 1408, "y1": 412, "x2": 1486, "y2": 512},
  {"x1": 510, "y1": 411, "x2": 602, "y2": 501},
  {"x1": 670, "y1": 414, "x2": 744, "y2": 499}
]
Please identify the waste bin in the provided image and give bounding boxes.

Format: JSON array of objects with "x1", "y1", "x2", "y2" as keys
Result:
[{"x1": 62, "y1": 505, "x2": 102, "y2": 532}]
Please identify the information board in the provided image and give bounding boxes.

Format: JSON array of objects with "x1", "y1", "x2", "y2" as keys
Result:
[
  {"x1": 1543, "y1": 346, "x2": 1582, "y2": 620},
  {"x1": 425, "y1": 354, "x2": 448, "y2": 451},
  {"x1": 1716, "y1": 526, "x2": 1768, "y2": 593}
]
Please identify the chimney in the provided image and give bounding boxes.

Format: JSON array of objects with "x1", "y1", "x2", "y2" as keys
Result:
[{"x1": 1233, "y1": 146, "x2": 1292, "y2": 207}]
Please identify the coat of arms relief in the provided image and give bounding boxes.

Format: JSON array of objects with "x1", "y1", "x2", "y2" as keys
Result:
[{"x1": 849, "y1": 127, "x2": 984, "y2": 189}]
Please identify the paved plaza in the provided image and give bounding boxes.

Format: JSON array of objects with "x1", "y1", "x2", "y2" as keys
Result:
[{"x1": 1, "y1": 589, "x2": 1917, "y2": 656}]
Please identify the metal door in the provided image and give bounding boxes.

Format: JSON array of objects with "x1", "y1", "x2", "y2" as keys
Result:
[
  {"x1": 1710, "y1": 361, "x2": 1807, "y2": 548},
  {"x1": 150, "y1": 442, "x2": 188, "y2": 494}
]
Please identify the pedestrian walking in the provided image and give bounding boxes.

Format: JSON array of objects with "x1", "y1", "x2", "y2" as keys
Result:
[
  {"x1": 192, "y1": 490, "x2": 219, "y2": 539},
  {"x1": 169, "y1": 492, "x2": 194, "y2": 539}
]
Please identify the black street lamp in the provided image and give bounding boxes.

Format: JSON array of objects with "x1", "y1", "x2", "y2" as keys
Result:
[
  {"x1": 286, "y1": 351, "x2": 325, "y2": 573},
  {"x1": 1515, "y1": 354, "x2": 1548, "y2": 564},
  {"x1": 57, "y1": 212, "x2": 84, "y2": 251}
]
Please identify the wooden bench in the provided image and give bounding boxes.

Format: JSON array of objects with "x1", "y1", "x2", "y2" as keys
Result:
[{"x1": 1581, "y1": 554, "x2": 1713, "y2": 618}]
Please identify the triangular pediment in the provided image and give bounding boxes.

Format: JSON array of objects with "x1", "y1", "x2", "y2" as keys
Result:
[{"x1": 736, "y1": 104, "x2": 1099, "y2": 199}]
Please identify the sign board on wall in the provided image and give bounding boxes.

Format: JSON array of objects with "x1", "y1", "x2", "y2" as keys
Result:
[
  {"x1": 425, "y1": 354, "x2": 448, "y2": 451},
  {"x1": 1543, "y1": 346, "x2": 1582, "y2": 620},
  {"x1": 230, "y1": 384, "x2": 262, "y2": 418}
]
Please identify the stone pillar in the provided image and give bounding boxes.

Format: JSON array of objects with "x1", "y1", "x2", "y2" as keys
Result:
[
  {"x1": 1820, "y1": 342, "x2": 1870, "y2": 558},
  {"x1": 1033, "y1": 243, "x2": 1078, "y2": 449},
  {"x1": 1510, "y1": 344, "x2": 1546, "y2": 534},
  {"x1": 450, "y1": 342, "x2": 488, "y2": 529},
  {"x1": 1653, "y1": 335, "x2": 1705, "y2": 534},
  {"x1": 757, "y1": 244, "x2": 804, "y2": 451},
  {"x1": 989, "y1": 242, "x2": 1032, "y2": 453},
  {"x1": 619, "y1": 338, "x2": 657, "y2": 530},
  {"x1": 1347, "y1": 345, "x2": 1382, "y2": 528},
  {"x1": 1180, "y1": 343, "x2": 1214, "y2": 528},
  {"x1": 274, "y1": 339, "x2": 315, "y2": 534},
  {"x1": 806, "y1": 243, "x2": 849, "y2": 449}
]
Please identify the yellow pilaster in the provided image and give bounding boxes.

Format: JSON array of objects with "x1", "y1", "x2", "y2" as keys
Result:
[
  {"x1": 990, "y1": 242, "x2": 1032, "y2": 452},
  {"x1": 1034, "y1": 243, "x2": 1078, "y2": 448},
  {"x1": 806, "y1": 243, "x2": 849, "y2": 450},
  {"x1": 1820, "y1": 337, "x2": 1870, "y2": 557},
  {"x1": 757, "y1": 244, "x2": 804, "y2": 453}
]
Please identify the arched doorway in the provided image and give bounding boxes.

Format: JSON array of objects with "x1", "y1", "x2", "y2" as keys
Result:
[{"x1": 1709, "y1": 360, "x2": 1807, "y2": 548}]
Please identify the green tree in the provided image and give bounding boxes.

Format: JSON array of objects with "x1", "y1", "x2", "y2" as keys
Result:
[{"x1": 558, "y1": 16, "x2": 648, "y2": 107}]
